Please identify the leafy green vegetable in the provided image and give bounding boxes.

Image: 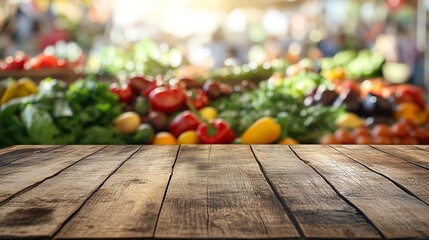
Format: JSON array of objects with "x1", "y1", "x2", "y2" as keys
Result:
[
  {"x1": 213, "y1": 74, "x2": 342, "y2": 143},
  {"x1": 0, "y1": 77, "x2": 124, "y2": 147},
  {"x1": 21, "y1": 104, "x2": 61, "y2": 144}
]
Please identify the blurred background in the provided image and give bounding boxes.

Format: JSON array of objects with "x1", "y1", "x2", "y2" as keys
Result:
[
  {"x1": 0, "y1": 0, "x2": 427, "y2": 87},
  {"x1": 1, "y1": 0, "x2": 429, "y2": 147}
]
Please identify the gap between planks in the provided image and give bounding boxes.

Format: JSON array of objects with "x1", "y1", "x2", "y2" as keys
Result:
[
  {"x1": 331, "y1": 145, "x2": 429, "y2": 207},
  {"x1": 249, "y1": 145, "x2": 306, "y2": 239},
  {"x1": 152, "y1": 145, "x2": 182, "y2": 238},
  {"x1": 0, "y1": 145, "x2": 108, "y2": 206},
  {"x1": 52, "y1": 145, "x2": 145, "y2": 238},
  {"x1": 0, "y1": 145, "x2": 64, "y2": 167}
]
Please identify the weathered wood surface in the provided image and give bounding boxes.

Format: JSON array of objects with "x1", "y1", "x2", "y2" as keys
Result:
[
  {"x1": 0, "y1": 145, "x2": 61, "y2": 167},
  {"x1": 291, "y1": 145, "x2": 429, "y2": 239},
  {"x1": 0, "y1": 145, "x2": 428, "y2": 239}
]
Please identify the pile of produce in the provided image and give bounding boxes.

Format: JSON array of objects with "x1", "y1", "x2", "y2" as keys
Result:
[
  {"x1": 0, "y1": 77, "x2": 123, "y2": 147},
  {"x1": 1, "y1": 44, "x2": 428, "y2": 147},
  {"x1": 0, "y1": 42, "x2": 85, "y2": 71}
]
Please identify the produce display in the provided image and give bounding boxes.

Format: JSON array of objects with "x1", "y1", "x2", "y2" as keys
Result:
[
  {"x1": 0, "y1": 45, "x2": 428, "y2": 147},
  {"x1": 0, "y1": 42, "x2": 85, "y2": 71}
]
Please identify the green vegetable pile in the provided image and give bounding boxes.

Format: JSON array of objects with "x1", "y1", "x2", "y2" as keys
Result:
[
  {"x1": 0, "y1": 77, "x2": 123, "y2": 147},
  {"x1": 212, "y1": 72, "x2": 343, "y2": 143},
  {"x1": 209, "y1": 59, "x2": 290, "y2": 84},
  {"x1": 87, "y1": 39, "x2": 180, "y2": 77},
  {"x1": 321, "y1": 50, "x2": 385, "y2": 79}
]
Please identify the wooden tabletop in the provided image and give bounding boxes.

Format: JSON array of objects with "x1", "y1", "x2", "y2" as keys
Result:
[{"x1": 0, "y1": 145, "x2": 428, "y2": 239}]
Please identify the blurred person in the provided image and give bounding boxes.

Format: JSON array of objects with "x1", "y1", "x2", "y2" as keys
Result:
[
  {"x1": 318, "y1": 34, "x2": 340, "y2": 57},
  {"x1": 0, "y1": 16, "x2": 15, "y2": 58},
  {"x1": 209, "y1": 29, "x2": 228, "y2": 69}
]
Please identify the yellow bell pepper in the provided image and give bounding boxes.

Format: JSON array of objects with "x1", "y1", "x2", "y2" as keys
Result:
[
  {"x1": 0, "y1": 79, "x2": 18, "y2": 105},
  {"x1": 395, "y1": 102, "x2": 428, "y2": 125},
  {"x1": 240, "y1": 117, "x2": 281, "y2": 144},
  {"x1": 336, "y1": 113, "x2": 364, "y2": 129}
]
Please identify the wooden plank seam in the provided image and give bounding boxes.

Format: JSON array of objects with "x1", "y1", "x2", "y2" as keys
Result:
[
  {"x1": 0, "y1": 145, "x2": 64, "y2": 168},
  {"x1": 287, "y1": 146, "x2": 387, "y2": 239},
  {"x1": 249, "y1": 145, "x2": 305, "y2": 239},
  {"x1": 152, "y1": 145, "x2": 182, "y2": 238},
  {"x1": 51, "y1": 145, "x2": 144, "y2": 239},
  {"x1": 330, "y1": 146, "x2": 429, "y2": 208},
  {"x1": 0, "y1": 145, "x2": 109, "y2": 207},
  {"x1": 369, "y1": 145, "x2": 429, "y2": 171}
]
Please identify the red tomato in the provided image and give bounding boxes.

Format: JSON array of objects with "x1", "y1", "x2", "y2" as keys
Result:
[
  {"x1": 372, "y1": 124, "x2": 392, "y2": 138},
  {"x1": 352, "y1": 127, "x2": 371, "y2": 138},
  {"x1": 128, "y1": 74, "x2": 153, "y2": 93},
  {"x1": 373, "y1": 136, "x2": 392, "y2": 145},
  {"x1": 410, "y1": 128, "x2": 429, "y2": 144},
  {"x1": 401, "y1": 137, "x2": 418, "y2": 145},
  {"x1": 335, "y1": 129, "x2": 355, "y2": 144},
  {"x1": 355, "y1": 135, "x2": 373, "y2": 144},
  {"x1": 110, "y1": 83, "x2": 134, "y2": 103},
  {"x1": 0, "y1": 52, "x2": 29, "y2": 70},
  {"x1": 319, "y1": 134, "x2": 340, "y2": 144},
  {"x1": 148, "y1": 85, "x2": 186, "y2": 114}
]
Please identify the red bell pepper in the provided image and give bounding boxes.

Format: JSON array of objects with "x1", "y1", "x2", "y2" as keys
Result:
[
  {"x1": 185, "y1": 89, "x2": 209, "y2": 110},
  {"x1": 169, "y1": 110, "x2": 201, "y2": 137},
  {"x1": 148, "y1": 85, "x2": 185, "y2": 114},
  {"x1": 110, "y1": 83, "x2": 134, "y2": 103},
  {"x1": 196, "y1": 119, "x2": 236, "y2": 144}
]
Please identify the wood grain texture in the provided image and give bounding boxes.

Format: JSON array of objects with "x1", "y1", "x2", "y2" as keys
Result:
[
  {"x1": 56, "y1": 145, "x2": 179, "y2": 239},
  {"x1": 414, "y1": 145, "x2": 429, "y2": 152},
  {"x1": 372, "y1": 145, "x2": 429, "y2": 169},
  {"x1": 155, "y1": 145, "x2": 299, "y2": 239},
  {"x1": 334, "y1": 145, "x2": 429, "y2": 205},
  {"x1": 0, "y1": 145, "x2": 61, "y2": 167},
  {"x1": 0, "y1": 145, "x2": 104, "y2": 203},
  {"x1": 291, "y1": 145, "x2": 429, "y2": 239},
  {"x1": 251, "y1": 145, "x2": 381, "y2": 239},
  {"x1": 0, "y1": 145, "x2": 141, "y2": 239}
]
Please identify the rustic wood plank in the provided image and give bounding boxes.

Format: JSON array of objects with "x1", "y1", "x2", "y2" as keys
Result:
[
  {"x1": 371, "y1": 145, "x2": 429, "y2": 169},
  {"x1": 0, "y1": 145, "x2": 141, "y2": 239},
  {"x1": 415, "y1": 145, "x2": 429, "y2": 152},
  {"x1": 56, "y1": 145, "x2": 179, "y2": 239},
  {"x1": 0, "y1": 145, "x2": 104, "y2": 203},
  {"x1": 0, "y1": 145, "x2": 61, "y2": 167},
  {"x1": 334, "y1": 145, "x2": 429, "y2": 205},
  {"x1": 251, "y1": 145, "x2": 381, "y2": 239},
  {"x1": 291, "y1": 145, "x2": 429, "y2": 239},
  {"x1": 155, "y1": 145, "x2": 299, "y2": 239}
]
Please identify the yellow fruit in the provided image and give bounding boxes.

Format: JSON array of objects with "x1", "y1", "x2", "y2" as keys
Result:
[
  {"x1": 14, "y1": 87, "x2": 31, "y2": 98},
  {"x1": 240, "y1": 117, "x2": 281, "y2": 144},
  {"x1": 178, "y1": 130, "x2": 199, "y2": 144},
  {"x1": 17, "y1": 78, "x2": 38, "y2": 94},
  {"x1": 153, "y1": 132, "x2": 177, "y2": 145},
  {"x1": 278, "y1": 137, "x2": 299, "y2": 144},
  {"x1": 113, "y1": 112, "x2": 141, "y2": 134},
  {"x1": 336, "y1": 113, "x2": 363, "y2": 129},
  {"x1": 394, "y1": 102, "x2": 421, "y2": 122},
  {"x1": 199, "y1": 106, "x2": 218, "y2": 120},
  {"x1": 0, "y1": 79, "x2": 18, "y2": 105}
]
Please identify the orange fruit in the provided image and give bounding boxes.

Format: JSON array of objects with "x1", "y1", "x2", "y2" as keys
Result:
[
  {"x1": 278, "y1": 137, "x2": 299, "y2": 144},
  {"x1": 152, "y1": 132, "x2": 178, "y2": 145}
]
